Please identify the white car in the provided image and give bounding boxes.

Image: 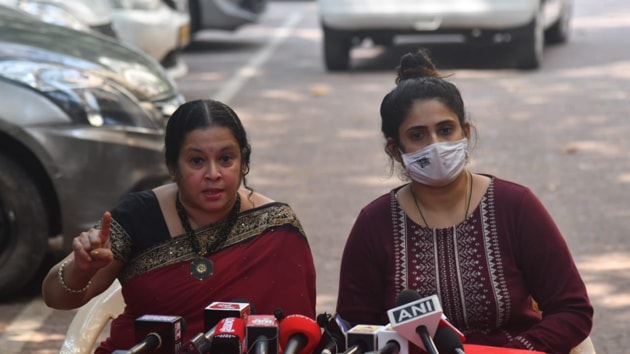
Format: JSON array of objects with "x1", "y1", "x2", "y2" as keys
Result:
[
  {"x1": 110, "y1": 0, "x2": 191, "y2": 77},
  {"x1": 1, "y1": 0, "x2": 191, "y2": 77},
  {"x1": 0, "y1": 0, "x2": 118, "y2": 35},
  {"x1": 318, "y1": 0, "x2": 573, "y2": 71}
]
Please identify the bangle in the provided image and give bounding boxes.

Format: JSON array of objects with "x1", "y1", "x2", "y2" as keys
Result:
[{"x1": 58, "y1": 259, "x2": 91, "y2": 294}]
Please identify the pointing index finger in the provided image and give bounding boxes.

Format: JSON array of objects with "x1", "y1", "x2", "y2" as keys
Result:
[{"x1": 99, "y1": 211, "x2": 111, "y2": 246}]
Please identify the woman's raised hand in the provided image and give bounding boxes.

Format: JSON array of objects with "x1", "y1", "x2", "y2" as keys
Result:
[{"x1": 72, "y1": 211, "x2": 114, "y2": 271}]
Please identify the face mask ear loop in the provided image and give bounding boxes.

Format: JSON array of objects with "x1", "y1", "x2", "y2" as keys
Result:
[
  {"x1": 461, "y1": 137, "x2": 470, "y2": 164},
  {"x1": 397, "y1": 148, "x2": 404, "y2": 159}
]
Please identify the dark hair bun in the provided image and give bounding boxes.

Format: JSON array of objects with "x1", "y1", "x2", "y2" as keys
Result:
[{"x1": 395, "y1": 49, "x2": 439, "y2": 84}]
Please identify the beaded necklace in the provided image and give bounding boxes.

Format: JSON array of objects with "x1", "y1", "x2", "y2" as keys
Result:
[{"x1": 175, "y1": 193, "x2": 241, "y2": 280}]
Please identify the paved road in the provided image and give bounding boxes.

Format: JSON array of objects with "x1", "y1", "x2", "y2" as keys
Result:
[{"x1": 1, "y1": 0, "x2": 628, "y2": 352}]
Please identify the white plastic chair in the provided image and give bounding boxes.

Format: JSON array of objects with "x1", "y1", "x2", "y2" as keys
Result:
[
  {"x1": 570, "y1": 335, "x2": 597, "y2": 354},
  {"x1": 59, "y1": 279, "x2": 125, "y2": 354}
]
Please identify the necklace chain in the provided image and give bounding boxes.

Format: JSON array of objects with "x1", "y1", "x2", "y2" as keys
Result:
[
  {"x1": 410, "y1": 171, "x2": 473, "y2": 229},
  {"x1": 175, "y1": 193, "x2": 241, "y2": 256}
]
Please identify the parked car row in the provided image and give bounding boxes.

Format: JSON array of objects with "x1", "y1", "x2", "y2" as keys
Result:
[
  {"x1": 0, "y1": 0, "x2": 191, "y2": 77},
  {"x1": 0, "y1": 5, "x2": 182, "y2": 298},
  {"x1": 317, "y1": 0, "x2": 573, "y2": 71},
  {"x1": 0, "y1": 0, "x2": 270, "y2": 78},
  {"x1": 0, "y1": 0, "x2": 269, "y2": 299}
]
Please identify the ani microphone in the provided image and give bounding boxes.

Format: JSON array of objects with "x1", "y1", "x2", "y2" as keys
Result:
[
  {"x1": 278, "y1": 314, "x2": 322, "y2": 354},
  {"x1": 387, "y1": 289, "x2": 442, "y2": 354}
]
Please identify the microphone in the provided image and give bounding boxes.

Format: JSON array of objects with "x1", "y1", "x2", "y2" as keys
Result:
[
  {"x1": 315, "y1": 313, "x2": 351, "y2": 354},
  {"x1": 387, "y1": 289, "x2": 442, "y2": 354},
  {"x1": 342, "y1": 324, "x2": 383, "y2": 354},
  {"x1": 246, "y1": 314, "x2": 279, "y2": 354},
  {"x1": 209, "y1": 317, "x2": 246, "y2": 354},
  {"x1": 111, "y1": 334, "x2": 160, "y2": 354},
  {"x1": 439, "y1": 314, "x2": 466, "y2": 343},
  {"x1": 204, "y1": 301, "x2": 251, "y2": 331},
  {"x1": 372, "y1": 324, "x2": 408, "y2": 354},
  {"x1": 433, "y1": 326, "x2": 466, "y2": 354},
  {"x1": 278, "y1": 314, "x2": 322, "y2": 354},
  {"x1": 373, "y1": 341, "x2": 399, "y2": 354},
  {"x1": 113, "y1": 314, "x2": 186, "y2": 354},
  {"x1": 180, "y1": 300, "x2": 252, "y2": 354}
]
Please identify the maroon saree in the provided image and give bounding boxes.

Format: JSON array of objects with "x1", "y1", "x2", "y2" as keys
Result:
[{"x1": 95, "y1": 191, "x2": 316, "y2": 353}]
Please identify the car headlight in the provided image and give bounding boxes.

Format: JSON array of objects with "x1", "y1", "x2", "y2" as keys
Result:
[
  {"x1": 109, "y1": 0, "x2": 162, "y2": 10},
  {"x1": 15, "y1": 1, "x2": 91, "y2": 32},
  {"x1": 0, "y1": 60, "x2": 161, "y2": 129}
]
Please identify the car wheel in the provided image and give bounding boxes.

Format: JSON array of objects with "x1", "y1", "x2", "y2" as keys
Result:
[
  {"x1": 323, "y1": 29, "x2": 351, "y2": 71},
  {"x1": 545, "y1": 0, "x2": 572, "y2": 44},
  {"x1": 0, "y1": 154, "x2": 49, "y2": 299},
  {"x1": 515, "y1": 7, "x2": 544, "y2": 70}
]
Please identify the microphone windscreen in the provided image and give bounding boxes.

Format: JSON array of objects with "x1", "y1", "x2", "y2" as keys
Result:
[
  {"x1": 317, "y1": 313, "x2": 331, "y2": 327},
  {"x1": 434, "y1": 326, "x2": 464, "y2": 354},
  {"x1": 395, "y1": 289, "x2": 422, "y2": 306},
  {"x1": 211, "y1": 317, "x2": 246, "y2": 354},
  {"x1": 439, "y1": 314, "x2": 466, "y2": 343},
  {"x1": 279, "y1": 314, "x2": 322, "y2": 354}
]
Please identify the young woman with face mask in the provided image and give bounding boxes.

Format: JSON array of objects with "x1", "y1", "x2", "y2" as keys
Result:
[{"x1": 335, "y1": 49, "x2": 593, "y2": 354}]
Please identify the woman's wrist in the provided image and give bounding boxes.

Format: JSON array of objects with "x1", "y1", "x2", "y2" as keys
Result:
[{"x1": 57, "y1": 259, "x2": 92, "y2": 294}]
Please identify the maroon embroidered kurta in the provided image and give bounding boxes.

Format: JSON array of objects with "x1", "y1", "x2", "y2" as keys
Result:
[{"x1": 336, "y1": 176, "x2": 592, "y2": 354}]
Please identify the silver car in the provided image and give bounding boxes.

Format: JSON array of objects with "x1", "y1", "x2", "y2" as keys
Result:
[
  {"x1": 318, "y1": 0, "x2": 573, "y2": 71},
  {"x1": 0, "y1": 6, "x2": 183, "y2": 298}
]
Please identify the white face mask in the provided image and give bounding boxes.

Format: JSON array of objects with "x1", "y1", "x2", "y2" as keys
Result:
[{"x1": 401, "y1": 138, "x2": 468, "y2": 186}]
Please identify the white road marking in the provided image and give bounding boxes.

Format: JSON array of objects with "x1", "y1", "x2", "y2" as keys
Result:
[{"x1": 214, "y1": 12, "x2": 304, "y2": 104}]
